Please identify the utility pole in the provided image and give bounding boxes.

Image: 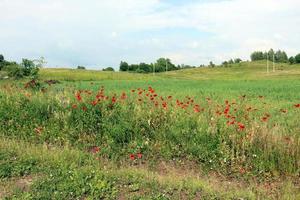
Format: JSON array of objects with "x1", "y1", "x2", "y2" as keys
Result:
[
  {"x1": 166, "y1": 59, "x2": 168, "y2": 73},
  {"x1": 273, "y1": 54, "x2": 275, "y2": 72},
  {"x1": 267, "y1": 53, "x2": 269, "y2": 74}
]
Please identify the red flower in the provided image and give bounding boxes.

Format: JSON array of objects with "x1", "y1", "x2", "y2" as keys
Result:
[
  {"x1": 137, "y1": 153, "x2": 142, "y2": 159},
  {"x1": 72, "y1": 104, "x2": 78, "y2": 109},
  {"x1": 112, "y1": 96, "x2": 117, "y2": 103},
  {"x1": 130, "y1": 154, "x2": 135, "y2": 160},
  {"x1": 168, "y1": 96, "x2": 172, "y2": 99},
  {"x1": 131, "y1": 89, "x2": 135, "y2": 93},
  {"x1": 91, "y1": 100, "x2": 98, "y2": 106},
  {"x1": 75, "y1": 92, "x2": 82, "y2": 101},
  {"x1": 237, "y1": 122, "x2": 245, "y2": 130},
  {"x1": 82, "y1": 106, "x2": 87, "y2": 112},
  {"x1": 120, "y1": 92, "x2": 127, "y2": 100},
  {"x1": 280, "y1": 109, "x2": 287, "y2": 113},
  {"x1": 91, "y1": 146, "x2": 100, "y2": 154},
  {"x1": 294, "y1": 104, "x2": 300, "y2": 108}
]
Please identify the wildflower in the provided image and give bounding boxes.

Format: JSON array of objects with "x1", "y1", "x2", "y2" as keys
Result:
[
  {"x1": 34, "y1": 127, "x2": 43, "y2": 135},
  {"x1": 137, "y1": 153, "x2": 142, "y2": 159},
  {"x1": 91, "y1": 100, "x2": 98, "y2": 106},
  {"x1": 131, "y1": 89, "x2": 135, "y2": 93},
  {"x1": 280, "y1": 109, "x2": 287, "y2": 113},
  {"x1": 130, "y1": 154, "x2": 135, "y2": 160},
  {"x1": 75, "y1": 92, "x2": 82, "y2": 101},
  {"x1": 112, "y1": 96, "x2": 117, "y2": 103},
  {"x1": 237, "y1": 122, "x2": 245, "y2": 130},
  {"x1": 91, "y1": 146, "x2": 100, "y2": 154},
  {"x1": 120, "y1": 92, "x2": 127, "y2": 100},
  {"x1": 82, "y1": 106, "x2": 87, "y2": 112},
  {"x1": 294, "y1": 104, "x2": 300, "y2": 108},
  {"x1": 72, "y1": 104, "x2": 78, "y2": 109}
]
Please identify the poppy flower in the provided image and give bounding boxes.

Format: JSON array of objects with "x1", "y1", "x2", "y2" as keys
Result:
[
  {"x1": 75, "y1": 92, "x2": 82, "y2": 101},
  {"x1": 130, "y1": 154, "x2": 135, "y2": 160},
  {"x1": 72, "y1": 104, "x2": 78, "y2": 109},
  {"x1": 294, "y1": 104, "x2": 300, "y2": 108},
  {"x1": 91, "y1": 146, "x2": 100, "y2": 154},
  {"x1": 131, "y1": 89, "x2": 135, "y2": 93},
  {"x1": 237, "y1": 122, "x2": 245, "y2": 130},
  {"x1": 137, "y1": 153, "x2": 142, "y2": 159},
  {"x1": 82, "y1": 106, "x2": 87, "y2": 112},
  {"x1": 91, "y1": 100, "x2": 98, "y2": 106}
]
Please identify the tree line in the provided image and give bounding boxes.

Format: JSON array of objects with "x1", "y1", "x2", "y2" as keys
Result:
[
  {"x1": 250, "y1": 49, "x2": 300, "y2": 64},
  {"x1": 119, "y1": 58, "x2": 199, "y2": 73}
]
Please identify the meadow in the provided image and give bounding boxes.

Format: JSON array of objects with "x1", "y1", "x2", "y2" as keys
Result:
[{"x1": 0, "y1": 61, "x2": 300, "y2": 199}]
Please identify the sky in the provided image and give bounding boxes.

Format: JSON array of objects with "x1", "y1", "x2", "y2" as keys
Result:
[{"x1": 0, "y1": 0, "x2": 299, "y2": 69}]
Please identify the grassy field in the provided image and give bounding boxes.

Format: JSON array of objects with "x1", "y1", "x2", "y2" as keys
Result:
[{"x1": 1, "y1": 61, "x2": 300, "y2": 199}]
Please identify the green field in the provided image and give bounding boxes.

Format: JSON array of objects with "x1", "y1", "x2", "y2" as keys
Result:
[{"x1": 1, "y1": 61, "x2": 300, "y2": 199}]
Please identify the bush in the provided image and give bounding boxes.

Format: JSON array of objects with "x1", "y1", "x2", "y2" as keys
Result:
[
  {"x1": 295, "y1": 54, "x2": 300, "y2": 63},
  {"x1": 77, "y1": 66, "x2": 86, "y2": 70},
  {"x1": 102, "y1": 67, "x2": 114, "y2": 71},
  {"x1": 4, "y1": 64, "x2": 24, "y2": 79}
]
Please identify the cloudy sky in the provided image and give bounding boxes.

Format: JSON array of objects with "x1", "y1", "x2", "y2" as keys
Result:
[{"x1": 0, "y1": 0, "x2": 299, "y2": 69}]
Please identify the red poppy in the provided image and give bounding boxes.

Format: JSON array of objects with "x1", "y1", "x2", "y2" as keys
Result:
[
  {"x1": 137, "y1": 153, "x2": 142, "y2": 159},
  {"x1": 75, "y1": 92, "x2": 82, "y2": 101},
  {"x1": 130, "y1": 154, "x2": 135, "y2": 160},
  {"x1": 294, "y1": 104, "x2": 300, "y2": 108},
  {"x1": 237, "y1": 122, "x2": 245, "y2": 130},
  {"x1": 72, "y1": 104, "x2": 78, "y2": 109},
  {"x1": 280, "y1": 109, "x2": 287, "y2": 113},
  {"x1": 91, "y1": 100, "x2": 98, "y2": 106},
  {"x1": 91, "y1": 146, "x2": 100, "y2": 154},
  {"x1": 168, "y1": 96, "x2": 172, "y2": 99},
  {"x1": 112, "y1": 96, "x2": 117, "y2": 103},
  {"x1": 82, "y1": 106, "x2": 87, "y2": 112},
  {"x1": 131, "y1": 89, "x2": 135, "y2": 93}
]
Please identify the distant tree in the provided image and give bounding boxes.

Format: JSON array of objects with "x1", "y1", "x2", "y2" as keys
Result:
[
  {"x1": 289, "y1": 56, "x2": 295, "y2": 64},
  {"x1": 119, "y1": 61, "x2": 129, "y2": 71},
  {"x1": 139, "y1": 62, "x2": 152, "y2": 73},
  {"x1": 228, "y1": 59, "x2": 234, "y2": 64},
  {"x1": 0, "y1": 54, "x2": 4, "y2": 70},
  {"x1": 295, "y1": 54, "x2": 300, "y2": 63},
  {"x1": 222, "y1": 61, "x2": 228, "y2": 67},
  {"x1": 77, "y1": 66, "x2": 86, "y2": 70},
  {"x1": 102, "y1": 67, "x2": 114, "y2": 71},
  {"x1": 154, "y1": 58, "x2": 176, "y2": 72},
  {"x1": 275, "y1": 50, "x2": 288, "y2": 63},
  {"x1": 234, "y1": 58, "x2": 242, "y2": 63},
  {"x1": 209, "y1": 61, "x2": 215, "y2": 68},
  {"x1": 267, "y1": 49, "x2": 275, "y2": 60},
  {"x1": 250, "y1": 51, "x2": 264, "y2": 61}
]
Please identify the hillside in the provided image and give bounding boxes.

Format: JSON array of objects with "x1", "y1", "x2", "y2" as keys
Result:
[{"x1": 39, "y1": 61, "x2": 300, "y2": 81}]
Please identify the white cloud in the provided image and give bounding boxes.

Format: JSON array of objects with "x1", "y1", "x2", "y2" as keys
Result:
[{"x1": 0, "y1": 0, "x2": 299, "y2": 67}]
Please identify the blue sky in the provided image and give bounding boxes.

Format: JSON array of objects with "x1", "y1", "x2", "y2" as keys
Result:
[{"x1": 0, "y1": 0, "x2": 299, "y2": 69}]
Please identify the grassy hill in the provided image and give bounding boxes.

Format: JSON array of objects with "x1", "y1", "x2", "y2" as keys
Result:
[{"x1": 39, "y1": 61, "x2": 300, "y2": 81}]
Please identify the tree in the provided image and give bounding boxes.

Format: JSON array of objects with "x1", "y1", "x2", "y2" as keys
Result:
[
  {"x1": 267, "y1": 49, "x2": 275, "y2": 61},
  {"x1": 209, "y1": 61, "x2": 215, "y2": 68},
  {"x1": 250, "y1": 51, "x2": 264, "y2": 61},
  {"x1": 289, "y1": 56, "x2": 295, "y2": 64},
  {"x1": 234, "y1": 58, "x2": 242, "y2": 63},
  {"x1": 275, "y1": 50, "x2": 288, "y2": 63},
  {"x1": 77, "y1": 66, "x2": 86, "y2": 70},
  {"x1": 0, "y1": 54, "x2": 4, "y2": 70},
  {"x1": 102, "y1": 67, "x2": 114, "y2": 71},
  {"x1": 222, "y1": 61, "x2": 228, "y2": 67},
  {"x1": 295, "y1": 54, "x2": 300, "y2": 64},
  {"x1": 154, "y1": 58, "x2": 177, "y2": 72},
  {"x1": 119, "y1": 61, "x2": 129, "y2": 71}
]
